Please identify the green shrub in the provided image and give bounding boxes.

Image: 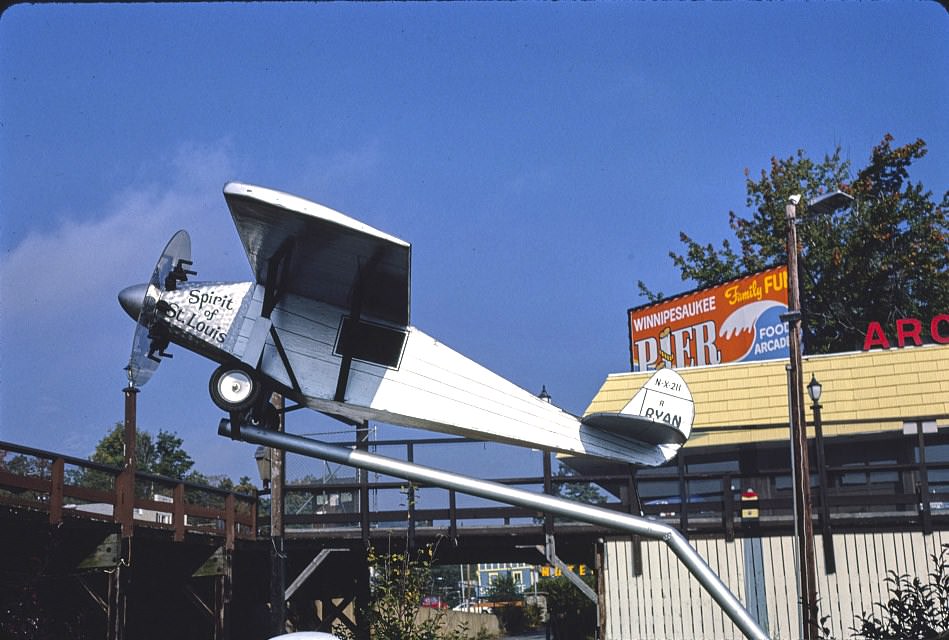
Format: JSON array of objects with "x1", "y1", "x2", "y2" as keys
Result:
[{"x1": 814, "y1": 543, "x2": 949, "y2": 640}]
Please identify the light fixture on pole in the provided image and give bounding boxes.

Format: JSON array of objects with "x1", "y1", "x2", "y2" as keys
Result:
[
  {"x1": 255, "y1": 445, "x2": 271, "y2": 490},
  {"x1": 806, "y1": 375, "x2": 821, "y2": 404},
  {"x1": 807, "y1": 190, "x2": 855, "y2": 216},
  {"x1": 784, "y1": 193, "x2": 816, "y2": 639},
  {"x1": 785, "y1": 189, "x2": 853, "y2": 639},
  {"x1": 808, "y1": 375, "x2": 836, "y2": 574},
  {"x1": 538, "y1": 385, "x2": 551, "y2": 403}
]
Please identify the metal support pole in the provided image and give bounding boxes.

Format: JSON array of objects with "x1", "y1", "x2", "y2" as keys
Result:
[
  {"x1": 812, "y1": 400, "x2": 835, "y2": 573},
  {"x1": 915, "y1": 421, "x2": 933, "y2": 535},
  {"x1": 785, "y1": 199, "x2": 818, "y2": 640},
  {"x1": 219, "y1": 422, "x2": 771, "y2": 640}
]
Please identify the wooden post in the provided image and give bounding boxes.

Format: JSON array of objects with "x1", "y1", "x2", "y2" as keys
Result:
[
  {"x1": 542, "y1": 449, "x2": 554, "y2": 538},
  {"x1": 355, "y1": 550, "x2": 371, "y2": 640},
  {"x1": 173, "y1": 483, "x2": 186, "y2": 542},
  {"x1": 786, "y1": 197, "x2": 818, "y2": 640},
  {"x1": 219, "y1": 494, "x2": 235, "y2": 640},
  {"x1": 118, "y1": 386, "x2": 138, "y2": 537},
  {"x1": 677, "y1": 453, "x2": 688, "y2": 533},
  {"x1": 595, "y1": 539, "x2": 607, "y2": 640},
  {"x1": 356, "y1": 421, "x2": 370, "y2": 545},
  {"x1": 448, "y1": 490, "x2": 458, "y2": 542},
  {"x1": 270, "y1": 394, "x2": 287, "y2": 637},
  {"x1": 50, "y1": 457, "x2": 64, "y2": 525},
  {"x1": 109, "y1": 384, "x2": 138, "y2": 640},
  {"x1": 723, "y1": 474, "x2": 735, "y2": 543}
]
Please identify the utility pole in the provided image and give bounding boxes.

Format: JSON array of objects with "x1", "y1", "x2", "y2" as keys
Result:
[{"x1": 784, "y1": 196, "x2": 818, "y2": 640}]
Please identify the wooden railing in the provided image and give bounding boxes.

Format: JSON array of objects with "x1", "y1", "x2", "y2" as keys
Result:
[
  {"x1": 273, "y1": 428, "x2": 949, "y2": 541},
  {"x1": 3, "y1": 422, "x2": 947, "y2": 545},
  {"x1": 0, "y1": 440, "x2": 257, "y2": 546}
]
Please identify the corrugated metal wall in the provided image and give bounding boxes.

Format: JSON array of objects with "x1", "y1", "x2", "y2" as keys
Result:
[{"x1": 603, "y1": 530, "x2": 949, "y2": 640}]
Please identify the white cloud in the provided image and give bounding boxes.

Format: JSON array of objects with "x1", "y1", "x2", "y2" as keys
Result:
[
  {"x1": 0, "y1": 139, "x2": 389, "y2": 474},
  {"x1": 0, "y1": 141, "x2": 240, "y2": 320}
]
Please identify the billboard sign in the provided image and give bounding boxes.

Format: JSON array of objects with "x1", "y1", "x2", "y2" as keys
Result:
[{"x1": 629, "y1": 266, "x2": 790, "y2": 372}]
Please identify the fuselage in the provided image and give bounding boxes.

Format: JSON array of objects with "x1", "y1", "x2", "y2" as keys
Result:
[{"x1": 119, "y1": 278, "x2": 670, "y2": 464}]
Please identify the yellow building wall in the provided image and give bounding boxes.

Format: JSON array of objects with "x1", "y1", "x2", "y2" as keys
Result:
[{"x1": 585, "y1": 344, "x2": 949, "y2": 448}]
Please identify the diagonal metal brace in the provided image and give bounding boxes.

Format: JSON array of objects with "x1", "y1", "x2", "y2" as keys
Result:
[{"x1": 219, "y1": 422, "x2": 771, "y2": 640}]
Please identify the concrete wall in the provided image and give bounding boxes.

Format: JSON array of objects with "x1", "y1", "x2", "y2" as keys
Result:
[{"x1": 417, "y1": 607, "x2": 502, "y2": 638}]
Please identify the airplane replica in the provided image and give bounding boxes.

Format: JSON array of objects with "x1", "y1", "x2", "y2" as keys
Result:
[
  {"x1": 118, "y1": 183, "x2": 772, "y2": 640},
  {"x1": 119, "y1": 182, "x2": 694, "y2": 466}
]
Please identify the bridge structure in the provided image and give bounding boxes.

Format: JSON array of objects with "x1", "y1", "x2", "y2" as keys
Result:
[{"x1": 2, "y1": 418, "x2": 947, "y2": 640}]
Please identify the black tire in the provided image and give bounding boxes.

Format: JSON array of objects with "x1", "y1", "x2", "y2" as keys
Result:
[{"x1": 209, "y1": 363, "x2": 260, "y2": 413}]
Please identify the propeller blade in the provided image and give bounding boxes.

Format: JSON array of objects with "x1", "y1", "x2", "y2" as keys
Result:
[{"x1": 123, "y1": 230, "x2": 192, "y2": 387}]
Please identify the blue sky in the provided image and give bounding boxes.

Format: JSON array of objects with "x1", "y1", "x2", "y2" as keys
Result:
[{"x1": 1, "y1": 3, "x2": 947, "y2": 484}]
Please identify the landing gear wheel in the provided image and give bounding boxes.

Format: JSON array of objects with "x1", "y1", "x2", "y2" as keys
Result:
[{"x1": 209, "y1": 363, "x2": 260, "y2": 413}]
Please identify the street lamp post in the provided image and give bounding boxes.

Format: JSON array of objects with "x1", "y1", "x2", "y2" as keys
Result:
[
  {"x1": 808, "y1": 375, "x2": 835, "y2": 574},
  {"x1": 784, "y1": 194, "x2": 817, "y2": 639},
  {"x1": 784, "y1": 190, "x2": 853, "y2": 639}
]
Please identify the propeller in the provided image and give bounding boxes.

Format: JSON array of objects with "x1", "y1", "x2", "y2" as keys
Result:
[{"x1": 119, "y1": 230, "x2": 194, "y2": 387}]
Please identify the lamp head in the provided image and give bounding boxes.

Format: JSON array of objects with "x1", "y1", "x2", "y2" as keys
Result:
[
  {"x1": 808, "y1": 190, "x2": 854, "y2": 215},
  {"x1": 807, "y1": 374, "x2": 822, "y2": 403},
  {"x1": 254, "y1": 446, "x2": 271, "y2": 487},
  {"x1": 538, "y1": 385, "x2": 551, "y2": 403}
]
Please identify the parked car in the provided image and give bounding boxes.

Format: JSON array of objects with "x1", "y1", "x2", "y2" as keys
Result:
[
  {"x1": 451, "y1": 599, "x2": 498, "y2": 613},
  {"x1": 421, "y1": 595, "x2": 449, "y2": 609},
  {"x1": 268, "y1": 632, "x2": 340, "y2": 640}
]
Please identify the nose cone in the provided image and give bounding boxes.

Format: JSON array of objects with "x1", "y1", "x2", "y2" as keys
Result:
[{"x1": 118, "y1": 284, "x2": 147, "y2": 321}]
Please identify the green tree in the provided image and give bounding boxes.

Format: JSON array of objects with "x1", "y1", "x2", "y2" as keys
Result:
[
  {"x1": 88, "y1": 422, "x2": 195, "y2": 478},
  {"x1": 553, "y1": 462, "x2": 607, "y2": 506},
  {"x1": 486, "y1": 574, "x2": 527, "y2": 634},
  {"x1": 188, "y1": 472, "x2": 257, "y2": 496},
  {"x1": 639, "y1": 134, "x2": 949, "y2": 354},
  {"x1": 486, "y1": 573, "x2": 520, "y2": 602},
  {"x1": 335, "y1": 545, "x2": 446, "y2": 640},
  {"x1": 74, "y1": 423, "x2": 256, "y2": 498},
  {"x1": 537, "y1": 574, "x2": 597, "y2": 640}
]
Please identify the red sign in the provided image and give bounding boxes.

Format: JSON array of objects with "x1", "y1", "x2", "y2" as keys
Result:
[
  {"x1": 863, "y1": 314, "x2": 949, "y2": 350},
  {"x1": 629, "y1": 266, "x2": 789, "y2": 372}
]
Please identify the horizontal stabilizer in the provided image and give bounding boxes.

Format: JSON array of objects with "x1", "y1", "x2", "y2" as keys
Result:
[{"x1": 580, "y1": 412, "x2": 688, "y2": 446}]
